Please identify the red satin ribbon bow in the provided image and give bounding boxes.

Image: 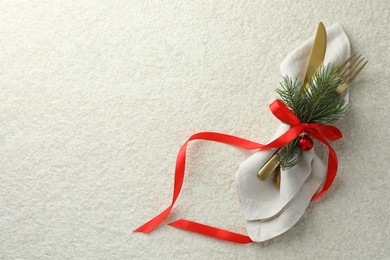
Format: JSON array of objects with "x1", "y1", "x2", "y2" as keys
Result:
[{"x1": 134, "y1": 99, "x2": 342, "y2": 243}]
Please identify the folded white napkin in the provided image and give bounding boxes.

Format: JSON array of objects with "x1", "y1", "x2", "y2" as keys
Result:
[{"x1": 235, "y1": 23, "x2": 351, "y2": 242}]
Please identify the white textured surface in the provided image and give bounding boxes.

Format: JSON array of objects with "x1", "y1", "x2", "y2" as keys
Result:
[{"x1": 0, "y1": 1, "x2": 389, "y2": 259}]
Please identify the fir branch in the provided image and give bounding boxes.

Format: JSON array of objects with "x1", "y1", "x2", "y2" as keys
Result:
[
  {"x1": 300, "y1": 65, "x2": 347, "y2": 124},
  {"x1": 277, "y1": 137, "x2": 300, "y2": 169},
  {"x1": 276, "y1": 77, "x2": 301, "y2": 115},
  {"x1": 275, "y1": 64, "x2": 348, "y2": 169}
]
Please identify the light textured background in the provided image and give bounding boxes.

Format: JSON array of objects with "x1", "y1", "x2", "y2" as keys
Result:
[{"x1": 0, "y1": 0, "x2": 389, "y2": 259}]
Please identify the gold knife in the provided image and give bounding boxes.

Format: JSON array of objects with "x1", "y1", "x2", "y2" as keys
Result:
[
  {"x1": 257, "y1": 22, "x2": 327, "y2": 182},
  {"x1": 303, "y1": 22, "x2": 327, "y2": 89}
]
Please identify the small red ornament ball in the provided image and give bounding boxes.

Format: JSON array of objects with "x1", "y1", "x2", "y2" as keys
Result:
[{"x1": 299, "y1": 134, "x2": 313, "y2": 151}]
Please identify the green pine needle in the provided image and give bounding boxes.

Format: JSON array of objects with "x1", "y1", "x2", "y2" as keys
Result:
[
  {"x1": 275, "y1": 64, "x2": 347, "y2": 169},
  {"x1": 277, "y1": 137, "x2": 300, "y2": 169}
]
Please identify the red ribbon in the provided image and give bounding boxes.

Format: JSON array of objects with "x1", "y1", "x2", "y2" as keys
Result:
[{"x1": 134, "y1": 100, "x2": 342, "y2": 243}]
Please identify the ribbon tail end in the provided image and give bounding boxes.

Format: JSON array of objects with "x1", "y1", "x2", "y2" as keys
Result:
[{"x1": 133, "y1": 225, "x2": 155, "y2": 234}]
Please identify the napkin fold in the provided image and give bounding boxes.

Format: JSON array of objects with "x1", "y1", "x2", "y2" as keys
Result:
[{"x1": 235, "y1": 23, "x2": 351, "y2": 242}]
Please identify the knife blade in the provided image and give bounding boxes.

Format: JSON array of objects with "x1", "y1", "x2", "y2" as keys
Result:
[
  {"x1": 257, "y1": 22, "x2": 327, "y2": 181},
  {"x1": 303, "y1": 22, "x2": 327, "y2": 89}
]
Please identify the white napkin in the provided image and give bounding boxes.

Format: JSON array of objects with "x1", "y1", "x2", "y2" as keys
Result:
[{"x1": 235, "y1": 23, "x2": 351, "y2": 242}]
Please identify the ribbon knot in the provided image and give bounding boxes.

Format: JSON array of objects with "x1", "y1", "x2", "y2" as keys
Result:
[
  {"x1": 266, "y1": 100, "x2": 342, "y2": 149},
  {"x1": 266, "y1": 99, "x2": 342, "y2": 200}
]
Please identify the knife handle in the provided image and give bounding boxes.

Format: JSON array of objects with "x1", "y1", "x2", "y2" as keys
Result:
[
  {"x1": 257, "y1": 149, "x2": 281, "y2": 180},
  {"x1": 275, "y1": 166, "x2": 281, "y2": 188}
]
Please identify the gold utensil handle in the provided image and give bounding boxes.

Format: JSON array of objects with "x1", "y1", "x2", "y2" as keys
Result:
[
  {"x1": 257, "y1": 149, "x2": 281, "y2": 180},
  {"x1": 275, "y1": 167, "x2": 281, "y2": 188}
]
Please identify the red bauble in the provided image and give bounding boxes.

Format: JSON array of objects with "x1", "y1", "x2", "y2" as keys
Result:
[{"x1": 298, "y1": 134, "x2": 313, "y2": 151}]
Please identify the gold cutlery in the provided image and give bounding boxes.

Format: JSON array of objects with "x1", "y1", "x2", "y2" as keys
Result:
[
  {"x1": 258, "y1": 22, "x2": 327, "y2": 181},
  {"x1": 335, "y1": 52, "x2": 368, "y2": 94},
  {"x1": 257, "y1": 23, "x2": 368, "y2": 188},
  {"x1": 262, "y1": 52, "x2": 368, "y2": 187}
]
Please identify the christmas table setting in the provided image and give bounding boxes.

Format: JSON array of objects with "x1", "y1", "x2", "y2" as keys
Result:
[
  {"x1": 135, "y1": 22, "x2": 369, "y2": 243},
  {"x1": 1, "y1": 1, "x2": 389, "y2": 259}
]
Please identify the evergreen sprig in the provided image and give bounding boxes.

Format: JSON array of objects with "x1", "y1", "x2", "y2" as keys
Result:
[
  {"x1": 276, "y1": 65, "x2": 347, "y2": 169},
  {"x1": 276, "y1": 137, "x2": 300, "y2": 169}
]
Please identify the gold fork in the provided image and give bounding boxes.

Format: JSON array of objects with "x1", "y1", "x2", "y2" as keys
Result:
[
  {"x1": 336, "y1": 52, "x2": 368, "y2": 94},
  {"x1": 263, "y1": 53, "x2": 368, "y2": 188}
]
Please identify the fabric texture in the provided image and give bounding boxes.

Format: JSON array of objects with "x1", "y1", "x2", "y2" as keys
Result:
[{"x1": 236, "y1": 23, "x2": 351, "y2": 242}]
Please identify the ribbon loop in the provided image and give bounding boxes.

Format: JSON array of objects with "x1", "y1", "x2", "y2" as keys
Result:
[
  {"x1": 134, "y1": 99, "x2": 342, "y2": 243},
  {"x1": 269, "y1": 100, "x2": 301, "y2": 126}
]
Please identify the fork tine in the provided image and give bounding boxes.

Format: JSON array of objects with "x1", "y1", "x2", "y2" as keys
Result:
[
  {"x1": 339, "y1": 54, "x2": 362, "y2": 77},
  {"x1": 342, "y1": 56, "x2": 365, "y2": 79},
  {"x1": 344, "y1": 60, "x2": 368, "y2": 85},
  {"x1": 337, "y1": 52, "x2": 357, "y2": 72},
  {"x1": 336, "y1": 60, "x2": 368, "y2": 94}
]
